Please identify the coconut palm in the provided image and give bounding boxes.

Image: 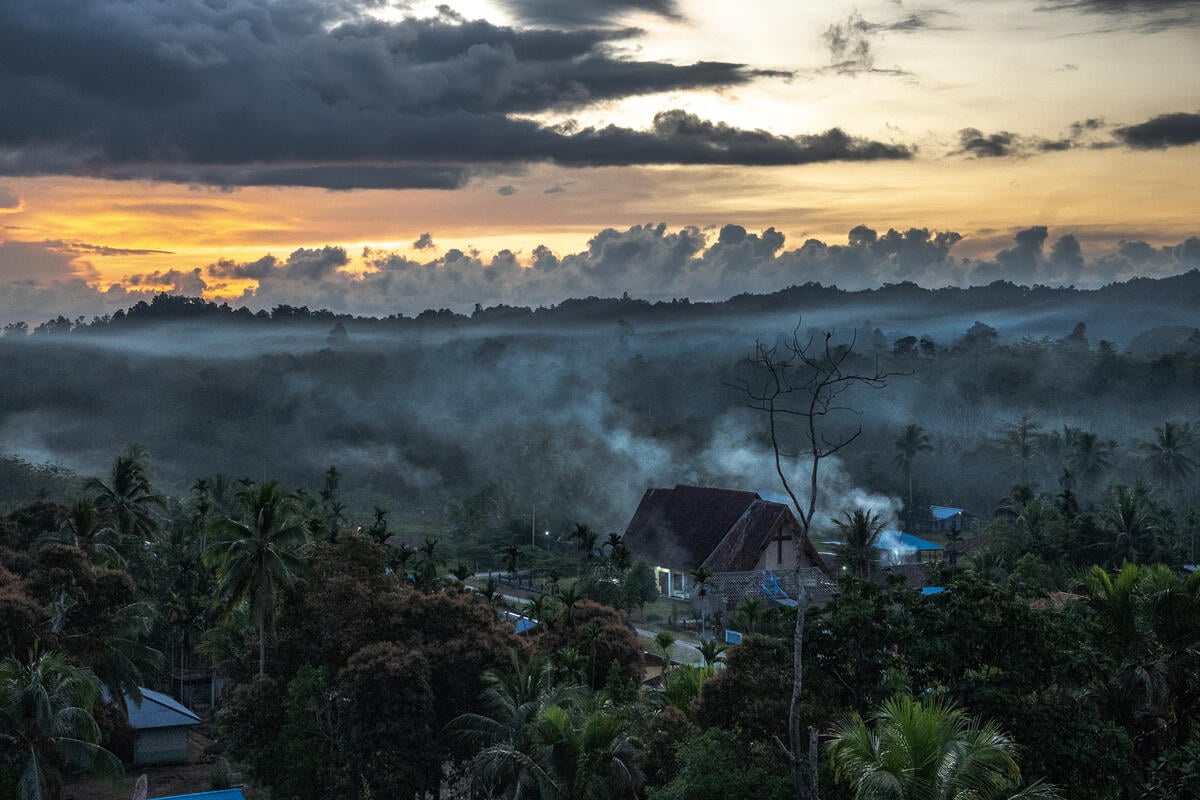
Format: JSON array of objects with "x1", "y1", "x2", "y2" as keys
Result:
[
  {"x1": 450, "y1": 653, "x2": 585, "y2": 794},
  {"x1": 87, "y1": 447, "x2": 165, "y2": 554},
  {"x1": 1064, "y1": 428, "x2": 1113, "y2": 498},
  {"x1": 205, "y1": 481, "x2": 309, "y2": 677},
  {"x1": 892, "y1": 424, "x2": 933, "y2": 530},
  {"x1": 1139, "y1": 421, "x2": 1196, "y2": 502},
  {"x1": 531, "y1": 706, "x2": 642, "y2": 800},
  {"x1": 35, "y1": 499, "x2": 121, "y2": 567},
  {"x1": 827, "y1": 694, "x2": 1059, "y2": 800},
  {"x1": 0, "y1": 650, "x2": 122, "y2": 800},
  {"x1": 1098, "y1": 486, "x2": 1156, "y2": 568},
  {"x1": 996, "y1": 414, "x2": 1044, "y2": 486},
  {"x1": 832, "y1": 508, "x2": 887, "y2": 580}
]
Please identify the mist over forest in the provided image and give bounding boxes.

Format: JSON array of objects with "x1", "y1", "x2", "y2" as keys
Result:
[{"x1": 3, "y1": 272, "x2": 1199, "y2": 537}]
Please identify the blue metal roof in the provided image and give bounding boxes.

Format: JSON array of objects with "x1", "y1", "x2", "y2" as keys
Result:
[
  {"x1": 930, "y1": 506, "x2": 963, "y2": 520},
  {"x1": 922, "y1": 586, "x2": 945, "y2": 595},
  {"x1": 153, "y1": 790, "x2": 245, "y2": 800},
  {"x1": 515, "y1": 618, "x2": 537, "y2": 634},
  {"x1": 874, "y1": 530, "x2": 943, "y2": 552},
  {"x1": 125, "y1": 687, "x2": 201, "y2": 730}
]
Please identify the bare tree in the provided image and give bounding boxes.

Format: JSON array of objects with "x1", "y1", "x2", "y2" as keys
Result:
[{"x1": 730, "y1": 324, "x2": 895, "y2": 800}]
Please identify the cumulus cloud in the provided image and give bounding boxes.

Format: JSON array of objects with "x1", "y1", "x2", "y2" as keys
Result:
[
  {"x1": 413, "y1": 233, "x2": 436, "y2": 250},
  {"x1": 3, "y1": 223, "x2": 1198, "y2": 326},
  {"x1": 0, "y1": 1, "x2": 913, "y2": 188}
]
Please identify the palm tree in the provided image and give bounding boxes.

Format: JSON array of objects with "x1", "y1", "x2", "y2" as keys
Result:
[
  {"x1": 653, "y1": 631, "x2": 676, "y2": 674},
  {"x1": 571, "y1": 524, "x2": 599, "y2": 562},
  {"x1": 605, "y1": 533, "x2": 629, "y2": 572},
  {"x1": 832, "y1": 508, "x2": 886, "y2": 580},
  {"x1": 827, "y1": 694, "x2": 1059, "y2": 800},
  {"x1": 736, "y1": 596, "x2": 766, "y2": 634},
  {"x1": 1065, "y1": 428, "x2": 1114, "y2": 498},
  {"x1": 689, "y1": 566, "x2": 714, "y2": 640},
  {"x1": 0, "y1": 650, "x2": 122, "y2": 800},
  {"x1": 997, "y1": 414, "x2": 1044, "y2": 486},
  {"x1": 87, "y1": 447, "x2": 165, "y2": 554},
  {"x1": 892, "y1": 424, "x2": 933, "y2": 530},
  {"x1": 451, "y1": 653, "x2": 586, "y2": 796},
  {"x1": 557, "y1": 583, "x2": 583, "y2": 629},
  {"x1": 1097, "y1": 486, "x2": 1157, "y2": 567},
  {"x1": 36, "y1": 499, "x2": 121, "y2": 566},
  {"x1": 697, "y1": 638, "x2": 726, "y2": 668},
  {"x1": 1139, "y1": 421, "x2": 1196, "y2": 502},
  {"x1": 503, "y1": 543, "x2": 522, "y2": 586},
  {"x1": 205, "y1": 481, "x2": 309, "y2": 677},
  {"x1": 525, "y1": 595, "x2": 557, "y2": 630}
]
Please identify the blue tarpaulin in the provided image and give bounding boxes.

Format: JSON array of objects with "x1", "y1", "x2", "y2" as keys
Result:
[
  {"x1": 922, "y1": 586, "x2": 945, "y2": 595},
  {"x1": 154, "y1": 791, "x2": 246, "y2": 800},
  {"x1": 930, "y1": 506, "x2": 963, "y2": 520},
  {"x1": 874, "y1": 531, "x2": 942, "y2": 552}
]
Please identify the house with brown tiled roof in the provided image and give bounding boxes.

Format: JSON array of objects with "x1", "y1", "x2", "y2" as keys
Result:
[{"x1": 621, "y1": 484, "x2": 831, "y2": 600}]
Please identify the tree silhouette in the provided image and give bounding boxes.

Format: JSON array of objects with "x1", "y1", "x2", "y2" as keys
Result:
[
  {"x1": 832, "y1": 508, "x2": 886, "y2": 580},
  {"x1": 206, "y1": 481, "x2": 309, "y2": 677},
  {"x1": 731, "y1": 323, "x2": 896, "y2": 800},
  {"x1": 1139, "y1": 421, "x2": 1196, "y2": 503},
  {"x1": 892, "y1": 424, "x2": 932, "y2": 531}
]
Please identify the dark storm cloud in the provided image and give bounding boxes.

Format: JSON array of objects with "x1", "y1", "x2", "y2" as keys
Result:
[
  {"x1": 497, "y1": 185, "x2": 517, "y2": 195},
  {"x1": 413, "y1": 233, "x2": 436, "y2": 251},
  {"x1": 208, "y1": 247, "x2": 349, "y2": 281},
  {"x1": 1113, "y1": 112, "x2": 1200, "y2": 149},
  {"x1": 0, "y1": 187, "x2": 19, "y2": 211},
  {"x1": 955, "y1": 128, "x2": 1023, "y2": 158},
  {"x1": 0, "y1": 0, "x2": 909, "y2": 188},
  {"x1": 951, "y1": 117, "x2": 1126, "y2": 159},
  {"x1": 502, "y1": 0, "x2": 683, "y2": 27}
]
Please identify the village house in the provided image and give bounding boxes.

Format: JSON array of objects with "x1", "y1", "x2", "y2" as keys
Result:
[{"x1": 621, "y1": 484, "x2": 834, "y2": 606}]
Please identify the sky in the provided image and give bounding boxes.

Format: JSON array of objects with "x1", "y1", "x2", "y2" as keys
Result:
[{"x1": 0, "y1": 0, "x2": 1197, "y2": 323}]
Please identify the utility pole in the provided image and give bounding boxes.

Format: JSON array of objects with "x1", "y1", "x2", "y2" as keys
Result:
[{"x1": 531, "y1": 504, "x2": 536, "y2": 548}]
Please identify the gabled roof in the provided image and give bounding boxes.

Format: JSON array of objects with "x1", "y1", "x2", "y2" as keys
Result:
[
  {"x1": 622, "y1": 485, "x2": 761, "y2": 569},
  {"x1": 622, "y1": 484, "x2": 829, "y2": 574},
  {"x1": 125, "y1": 687, "x2": 201, "y2": 730}
]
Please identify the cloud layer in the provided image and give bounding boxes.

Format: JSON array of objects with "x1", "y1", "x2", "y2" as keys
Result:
[
  {"x1": 3, "y1": 222, "x2": 1197, "y2": 327},
  {"x1": 0, "y1": 0, "x2": 911, "y2": 189}
]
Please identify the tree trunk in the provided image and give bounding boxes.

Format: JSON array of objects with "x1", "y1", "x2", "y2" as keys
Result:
[
  {"x1": 258, "y1": 620, "x2": 265, "y2": 677},
  {"x1": 788, "y1": 582, "x2": 818, "y2": 800}
]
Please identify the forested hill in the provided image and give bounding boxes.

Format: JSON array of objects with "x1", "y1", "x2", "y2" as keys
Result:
[{"x1": 9, "y1": 269, "x2": 1200, "y2": 349}]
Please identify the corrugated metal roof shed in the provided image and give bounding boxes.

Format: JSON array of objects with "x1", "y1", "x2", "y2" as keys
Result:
[
  {"x1": 930, "y1": 506, "x2": 963, "y2": 520},
  {"x1": 126, "y1": 688, "x2": 201, "y2": 730}
]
